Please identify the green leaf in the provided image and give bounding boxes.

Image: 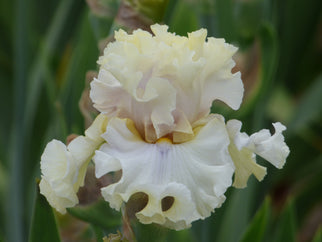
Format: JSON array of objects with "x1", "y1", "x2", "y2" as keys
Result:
[
  {"x1": 91, "y1": 224, "x2": 104, "y2": 242},
  {"x1": 216, "y1": 179, "x2": 257, "y2": 242},
  {"x1": 59, "y1": 9, "x2": 99, "y2": 135},
  {"x1": 251, "y1": 22, "x2": 279, "y2": 130},
  {"x1": 234, "y1": 0, "x2": 266, "y2": 47},
  {"x1": 167, "y1": 229, "x2": 195, "y2": 242},
  {"x1": 133, "y1": 223, "x2": 168, "y2": 242},
  {"x1": 67, "y1": 199, "x2": 121, "y2": 230},
  {"x1": 29, "y1": 182, "x2": 60, "y2": 242},
  {"x1": 240, "y1": 197, "x2": 271, "y2": 242},
  {"x1": 214, "y1": 0, "x2": 236, "y2": 42},
  {"x1": 0, "y1": 163, "x2": 6, "y2": 231},
  {"x1": 288, "y1": 73, "x2": 322, "y2": 133},
  {"x1": 163, "y1": 0, "x2": 178, "y2": 25},
  {"x1": 168, "y1": 1, "x2": 199, "y2": 36},
  {"x1": 273, "y1": 199, "x2": 297, "y2": 242},
  {"x1": 24, "y1": 0, "x2": 79, "y2": 137},
  {"x1": 126, "y1": 0, "x2": 169, "y2": 23},
  {"x1": 312, "y1": 226, "x2": 322, "y2": 242},
  {"x1": 132, "y1": 222, "x2": 195, "y2": 242},
  {"x1": 267, "y1": 87, "x2": 295, "y2": 124},
  {"x1": 273, "y1": 0, "x2": 322, "y2": 93},
  {"x1": 8, "y1": 1, "x2": 82, "y2": 241},
  {"x1": 226, "y1": 22, "x2": 278, "y2": 124},
  {"x1": 9, "y1": 0, "x2": 30, "y2": 240}
]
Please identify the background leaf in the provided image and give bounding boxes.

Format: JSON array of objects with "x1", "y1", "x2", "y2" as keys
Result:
[
  {"x1": 312, "y1": 226, "x2": 322, "y2": 242},
  {"x1": 272, "y1": 199, "x2": 297, "y2": 242},
  {"x1": 240, "y1": 197, "x2": 271, "y2": 242},
  {"x1": 29, "y1": 183, "x2": 61, "y2": 242},
  {"x1": 67, "y1": 199, "x2": 122, "y2": 230},
  {"x1": 2, "y1": 0, "x2": 321, "y2": 241}
]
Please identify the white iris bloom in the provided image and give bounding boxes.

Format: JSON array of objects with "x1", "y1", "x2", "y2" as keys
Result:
[{"x1": 39, "y1": 24, "x2": 289, "y2": 230}]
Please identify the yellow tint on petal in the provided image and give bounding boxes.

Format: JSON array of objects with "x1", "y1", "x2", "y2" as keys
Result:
[
  {"x1": 85, "y1": 113, "x2": 109, "y2": 141},
  {"x1": 228, "y1": 142, "x2": 266, "y2": 188}
]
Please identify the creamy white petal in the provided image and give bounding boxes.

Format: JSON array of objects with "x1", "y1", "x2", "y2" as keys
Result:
[
  {"x1": 227, "y1": 120, "x2": 290, "y2": 188},
  {"x1": 84, "y1": 113, "x2": 109, "y2": 141},
  {"x1": 228, "y1": 142, "x2": 267, "y2": 188},
  {"x1": 39, "y1": 114, "x2": 109, "y2": 213},
  {"x1": 202, "y1": 71, "x2": 243, "y2": 111},
  {"x1": 39, "y1": 140, "x2": 78, "y2": 213},
  {"x1": 93, "y1": 116, "x2": 234, "y2": 229},
  {"x1": 39, "y1": 178, "x2": 77, "y2": 214},
  {"x1": 68, "y1": 136, "x2": 95, "y2": 164},
  {"x1": 90, "y1": 24, "x2": 243, "y2": 142},
  {"x1": 40, "y1": 140, "x2": 74, "y2": 184},
  {"x1": 94, "y1": 150, "x2": 122, "y2": 178},
  {"x1": 248, "y1": 122, "x2": 289, "y2": 169}
]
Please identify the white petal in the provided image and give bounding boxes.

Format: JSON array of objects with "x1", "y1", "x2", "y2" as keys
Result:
[
  {"x1": 90, "y1": 76, "x2": 131, "y2": 117},
  {"x1": 248, "y1": 122, "x2": 290, "y2": 169},
  {"x1": 227, "y1": 120, "x2": 290, "y2": 188},
  {"x1": 84, "y1": 113, "x2": 109, "y2": 141},
  {"x1": 39, "y1": 178, "x2": 77, "y2": 214},
  {"x1": 228, "y1": 142, "x2": 267, "y2": 188},
  {"x1": 226, "y1": 119, "x2": 250, "y2": 150},
  {"x1": 39, "y1": 114, "x2": 109, "y2": 213},
  {"x1": 39, "y1": 140, "x2": 78, "y2": 213},
  {"x1": 94, "y1": 150, "x2": 122, "y2": 178},
  {"x1": 203, "y1": 71, "x2": 244, "y2": 111},
  {"x1": 90, "y1": 24, "x2": 244, "y2": 142},
  {"x1": 40, "y1": 140, "x2": 74, "y2": 181},
  {"x1": 68, "y1": 136, "x2": 95, "y2": 164},
  {"x1": 93, "y1": 116, "x2": 234, "y2": 229}
]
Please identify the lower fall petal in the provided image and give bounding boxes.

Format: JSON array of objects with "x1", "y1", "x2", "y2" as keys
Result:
[{"x1": 93, "y1": 116, "x2": 234, "y2": 230}]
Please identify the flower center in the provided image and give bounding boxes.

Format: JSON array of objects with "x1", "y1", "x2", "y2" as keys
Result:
[{"x1": 156, "y1": 137, "x2": 173, "y2": 144}]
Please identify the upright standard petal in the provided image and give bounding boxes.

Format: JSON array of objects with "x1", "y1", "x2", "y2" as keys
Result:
[
  {"x1": 93, "y1": 116, "x2": 234, "y2": 230},
  {"x1": 39, "y1": 114, "x2": 108, "y2": 213},
  {"x1": 226, "y1": 120, "x2": 290, "y2": 188},
  {"x1": 90, "y1": 24, "x2": 243, "y2": 142}
]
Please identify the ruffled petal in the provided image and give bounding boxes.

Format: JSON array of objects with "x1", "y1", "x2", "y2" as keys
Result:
[
  {"x1": 227, "y1": 120, "x2": 290, "y2": 188},
  {"x1": 90, "y1": 24, "x2": 243, "y2": 142},
  {"x1": 247, "y1": 122, "x2": 290, "y2": 169},
  {"x1": 39, "y1": 178, "x2": 77, "y2": 214},
  {"x1": 39, "y1": 140, "x2": 78, "y2": 213},
  {"x1": 201, "y1": 38, "x2": 244, "y2": 111},
  {"x1": 39, "y1": 114, "x2": 108, "y2": 213},
  {"x1": 93, "y1": 116, "x2": 234, "y2": 230},
  {"x1": 228, "y1": 140, "x2": 267, "y2": 188}
]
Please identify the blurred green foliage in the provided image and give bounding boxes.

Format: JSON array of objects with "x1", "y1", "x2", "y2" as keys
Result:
[
  {"x1": 29, "y1": 183, "x2": 60, "y2": 242},
  {"x1": 1, "y1": 0, "x2": 321, "y2": 241}
]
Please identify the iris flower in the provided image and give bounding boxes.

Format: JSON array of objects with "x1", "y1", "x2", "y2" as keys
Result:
[{"x1": 40, "y1": 24, "x2": 289, "y2": 230}]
